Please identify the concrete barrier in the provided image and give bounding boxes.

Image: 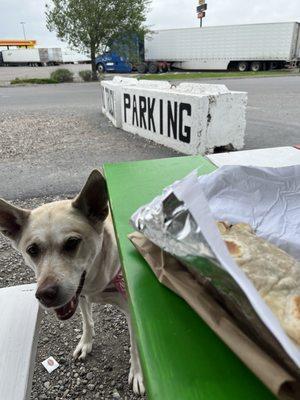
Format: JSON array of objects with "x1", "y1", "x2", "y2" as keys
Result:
[
  {"x1": 205, "y1": 91, "x2": 247, "y2": 152},
  {"x1": 100, "y1": 78, "x2": 247, "y2": 154},
  {"x1": 120, "y1": 86, "x2": 207, "y2": 154},
  {"x1": 101, "y1": 78, "x2": 138, "y2": 127},
  {"x1": 101, "y1": 77, "x2": 171, "y2": 128},
  {"x1": 138, "y1": 80, "x2": 171, "y2": 90},
  {"x1": 173, "y1": 83, "x2": 247, "y2": 152},
  {"x1": 175, "y1": 82, "x2": 230, "y2": 95}
]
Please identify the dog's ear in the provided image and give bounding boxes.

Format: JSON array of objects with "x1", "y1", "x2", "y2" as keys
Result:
[
  {"x1": 0, "y1": 199, "x2": 30, "y2": 241},
  {"x1": 72, "y1": 170, "x2": 109, "y2": 223}
]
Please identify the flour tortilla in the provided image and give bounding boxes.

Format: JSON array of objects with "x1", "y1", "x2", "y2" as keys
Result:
[{"x1": 218, "y1": 222, "x2": 300, "y2": 346}]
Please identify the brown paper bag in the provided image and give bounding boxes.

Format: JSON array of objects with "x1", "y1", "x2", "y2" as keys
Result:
[{"x1": 129, "y1": 231, "x2": 300, "y2": 400}]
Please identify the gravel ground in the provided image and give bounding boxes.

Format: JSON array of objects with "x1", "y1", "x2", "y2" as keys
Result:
[
  {"x1": 0, "y1": 83, "x2": 178, "y2": 199},
  {"x1": 0, "y1": 195, "x2": 146, "y2": 400},
  {"x1": 0, "y1": 109, "x2": 102, "y2": 163}
]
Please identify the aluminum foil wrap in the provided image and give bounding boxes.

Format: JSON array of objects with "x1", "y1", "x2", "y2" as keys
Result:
[{"x1": 131, "y1": 171, "x2": 300, "y2": 377}]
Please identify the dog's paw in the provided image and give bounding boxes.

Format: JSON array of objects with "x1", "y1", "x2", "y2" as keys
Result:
[
  {"x1": 128, "y1": 364, "x2": 145, "y2": 395},
  {"x1": 73, "y1": 336, "x2": 93, "y2": 360}
]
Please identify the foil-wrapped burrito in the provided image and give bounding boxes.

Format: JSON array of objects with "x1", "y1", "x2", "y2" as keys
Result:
[{"x1": 131, "y1": 167, "x2": 300, "y2": 377}]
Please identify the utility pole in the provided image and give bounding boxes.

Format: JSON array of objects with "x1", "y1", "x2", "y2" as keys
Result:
[
  {"x1": 20, "y1": 22, "x2": 26, "y2": 40},
  {"x1": 196, "y1": 1, "x2": 207, "y2": 28}
]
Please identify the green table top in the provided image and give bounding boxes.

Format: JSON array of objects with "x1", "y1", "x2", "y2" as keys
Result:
[{"x1": 104, "y1": 155, "x2": 275, "y2": 400}]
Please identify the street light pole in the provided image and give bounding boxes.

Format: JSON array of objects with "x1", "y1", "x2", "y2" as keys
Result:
[{"x1": 20, "y1": 22, "x2": 27, "y2": 40}]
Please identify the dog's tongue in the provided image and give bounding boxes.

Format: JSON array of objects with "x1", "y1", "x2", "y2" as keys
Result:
[
  {"x1": 55, "y1": 296, "x2": 79, "y2": 321},
  {"x1": 54, "y1": 271, "x2": 86, "y2": 321}
]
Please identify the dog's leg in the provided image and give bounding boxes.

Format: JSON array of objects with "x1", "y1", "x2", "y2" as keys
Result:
[
  {"x1": 73, "y1": 296, "x2": 94, "y2": 360},
  {"x1": 102, "y1": 291, "x2": 145, "y2": 395},
  {"x1": 127, "y1": 314, "x2": 145, "y2": 396}
]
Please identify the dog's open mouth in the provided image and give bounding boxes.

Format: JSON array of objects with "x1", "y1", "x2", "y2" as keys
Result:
[{"x1": 54, "y1": 272, "x2": 86, "y2": 321}]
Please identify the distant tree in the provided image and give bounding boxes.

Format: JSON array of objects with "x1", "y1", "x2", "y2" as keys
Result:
[{"x1": 46, "y1": 0, "x2": 150, "y2": 80}]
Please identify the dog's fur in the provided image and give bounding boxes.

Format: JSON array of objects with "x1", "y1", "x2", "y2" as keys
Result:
[{"x1": 0, "y1": 170, "x2": 144, "y2": 395}]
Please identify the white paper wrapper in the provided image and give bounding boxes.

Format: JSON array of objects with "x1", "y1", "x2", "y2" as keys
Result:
[{"x1": 198, "y1": 165, "x2": 300, "y2": 260}]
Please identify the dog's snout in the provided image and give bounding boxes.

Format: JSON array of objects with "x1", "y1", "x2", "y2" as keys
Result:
[{"x1": 36, "y1": 283, "x2": 59, "y2": 307}]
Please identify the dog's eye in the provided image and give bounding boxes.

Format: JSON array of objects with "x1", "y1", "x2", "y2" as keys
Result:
[
  {"x1": 26, "y1": 243, "x2": 40, "y2": 257},
  {"x1": 63, "y1": 237, "x2": 82, "y2": 252}
]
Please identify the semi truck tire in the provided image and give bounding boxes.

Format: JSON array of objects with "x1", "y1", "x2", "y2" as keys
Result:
[
  {"x1": 238, "y1": 61, "x2": 248, "y2": 72},
  {"x1": 270, "y1": 62, "x2": 278, "y2": 70},
  {"x1": 137, "y1": 63, "x2": 147, "y2": 74},
  {"x1": 250, "y1": 61, "x2": 261, "y2": 72},
  {"x1": 97, "y1": 63, "x2": 105, "y2": 73},
  {"x1": 148, "y1": 62, "x2": 158, "y2": 74}
]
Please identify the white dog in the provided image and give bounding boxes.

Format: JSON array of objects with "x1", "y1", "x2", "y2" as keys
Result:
[{"x1": 0, "y1": 170, "x2": 145, "y2": 395}]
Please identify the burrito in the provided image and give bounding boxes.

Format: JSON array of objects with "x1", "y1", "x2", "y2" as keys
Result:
[{"x1": 218, "y1": 222, "x2": 300, "y2": 346}]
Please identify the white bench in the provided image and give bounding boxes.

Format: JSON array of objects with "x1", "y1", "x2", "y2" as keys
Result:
[
  {"x1": 206, "y1": 146, "x2": 300, "y2": 167},
  {"x1": 0, "y1": 284, "x2": 42, "y2": 400}
]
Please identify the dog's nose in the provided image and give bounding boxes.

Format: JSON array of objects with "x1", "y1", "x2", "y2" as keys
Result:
[{"x1": 35, "y1": 284, "x2": 59, "y2": 307}]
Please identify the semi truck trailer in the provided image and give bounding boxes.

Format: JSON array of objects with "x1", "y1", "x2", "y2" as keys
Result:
[
  {"x1": 139, "y1": 21, "x2": 300, "y2": 73},
  {"x1": 62, "y1": 50, "x2": 90, "y2": 64},
  {"x1": 0, "y1": 48, "x2": 63, "y2": 66}
]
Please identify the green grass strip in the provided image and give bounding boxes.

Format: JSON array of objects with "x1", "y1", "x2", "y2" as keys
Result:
[
  {"x1": 11, "y1": 78, "x2": 58, "y2": 85},
  {"x1": 139, "y1": 70, "x2": 297, "y2": 81}
]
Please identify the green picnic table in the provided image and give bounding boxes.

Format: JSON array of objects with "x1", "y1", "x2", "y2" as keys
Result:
[{"x1": 103, "y1": 155, "x2": 275, "y2": 400}]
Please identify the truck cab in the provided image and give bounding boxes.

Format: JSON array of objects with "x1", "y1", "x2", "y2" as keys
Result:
[{"x1": 95, "y1": 52, "x2": 132, "y2": 73}]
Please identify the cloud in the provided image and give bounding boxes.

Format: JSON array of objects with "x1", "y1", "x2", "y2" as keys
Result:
[
  {"x1": 0, "y1": 0, "x2": 64, "y2": 47},
  {"x1": 147, "y1": 0, "x2": 300, "y2": 29},
  {"x1": 0, "y1": 0, "x2": 299, "y2": 48}
]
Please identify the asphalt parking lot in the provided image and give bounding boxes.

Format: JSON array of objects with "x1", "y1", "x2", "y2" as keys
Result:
[{"x1": 0, "y1": 74, "x2": 299, "y2": 400}]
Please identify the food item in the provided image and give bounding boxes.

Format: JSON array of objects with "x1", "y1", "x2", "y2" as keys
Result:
[{"x1": 218, "y1": 222, "x2": 300, "y2": 345}]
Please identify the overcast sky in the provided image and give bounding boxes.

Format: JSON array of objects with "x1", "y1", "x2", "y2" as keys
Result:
[{"x1": 0, "y1": 0, "x2": 299, "y2": 49}]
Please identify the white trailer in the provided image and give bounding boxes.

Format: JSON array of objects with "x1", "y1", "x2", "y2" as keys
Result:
[
  {"x1": 47, "y1": 48, "x2": 63, "y2": 64},
  {"x1": 0, "y1": 48, "x2": 63, "y2": 66},
  {"x1": 143, "y1": 22, "x2": 300, "y2": 72},
  {"x1": 62, "y1": 50, "x2": 90, "y2": 64},
  {"x1": 1, "y1": 49, "x2": 41, "y2": 66}
]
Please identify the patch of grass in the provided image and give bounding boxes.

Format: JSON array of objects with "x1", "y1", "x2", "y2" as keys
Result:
[
  {"x1": 139, "y1": 69, "x2": 296, "y2": 81},
  {"x1": 11, "y1": 77, "x2": 58, "y2": 85}
]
